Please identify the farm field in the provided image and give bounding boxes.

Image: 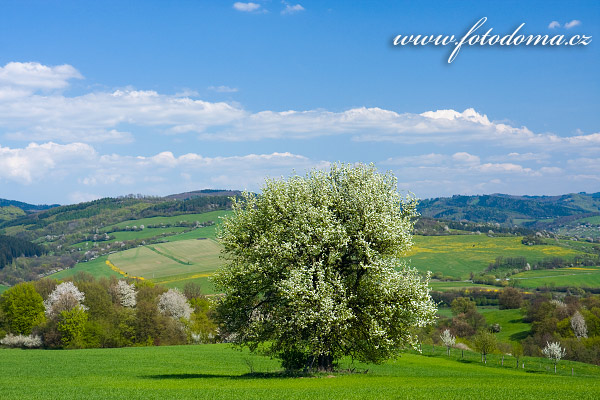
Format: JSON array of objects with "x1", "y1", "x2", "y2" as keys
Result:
[
  {"x1": 436, "y1": 306, "x2": 531, "y2": 343},
  {"x1": 1, "y1": 344, "x2": 599, "y2": 400},
  {"x1": 511, "y1": 267, "x2": 600, "y2": 289},
  {"x1": 110, "y1": 210, "x2": 230, "y2": 230},
  {"x1": 70, "y1": 210, "x2": 230, "y2": 249},
  {"x1": 428, "y1": 280, "x2": 499, "y2": 291},
  {"x1": 478, "y1": 307, "x2": 530, "y2": 343},
  {"x1": 107, "y1": 238, "x2": 222, "y2": 280},
  {"x1": 50, "y1": 255, "x2": 122, "y2": 280},
  {"x1": 403, "y1": 235, "x2": 583, "y2": 279}
]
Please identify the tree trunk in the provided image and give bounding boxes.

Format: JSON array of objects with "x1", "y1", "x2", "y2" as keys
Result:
[
  {"x1": 554, "y1": 363, "x2": 556, "y2": 374},
  {"x1": 317, "y1": 354, "x2": 333, "y2": 371}
]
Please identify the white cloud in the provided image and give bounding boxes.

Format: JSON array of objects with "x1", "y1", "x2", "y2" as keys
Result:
[
  {"x1": 282, "y1": 3, "x2": 305, "y2": 15},
  {"x1": 0, "y1": 141, "x2": 328, "y2": 196},
  {"x1": 452, "y1": 152, "x2": 480, "y2": 166},
  {"x1": 564, "y1": 20, "x2": 582, "y2": 29},
  {"x1": 233, "y1": 2, "x2": 261, "y2": 12},
  {"x1": 208, "y1": 85, "x2": 239, "y2": 93},
  {"x1": 548, "y1": 21, "x2": 561, "y2": 29},
  {"x1": 0, "y1": 62, "x2": 598, "y2": 158},
  {"x1": 0, "y1": 142, "x2": 95, "y2": 184},
  {"x1": 0, "y1": 62, "x2": 82, "y2": 91}
]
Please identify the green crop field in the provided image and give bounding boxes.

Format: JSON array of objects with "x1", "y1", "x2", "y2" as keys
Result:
[
  {"x1": 428, "y1": 281, "x2": 499, "y2": 291},
  {"x1": 403, "y1": 235, "x2": 583, "y2": 279},
  {"x1": 111, "y1": 210, "x2": 231, "y2": 229},
  {"x1": 70, "y1": 211, "x2": 231, "y2": 250},
  {"x1": 511, "y1": 267, "x2": 600, "y2": 288},
  {"x1": 0, "y1": 344, "x2": 598, "y2": 399},
  {"x1": 580, "y1": 216, "x2": 600, "y2": 224},
  {"x1": 106, "y1": 238, "x2": 223, "y2": 282},
  {"x1": 49, "y1": 255, "x2": 122, "y2": 280}
]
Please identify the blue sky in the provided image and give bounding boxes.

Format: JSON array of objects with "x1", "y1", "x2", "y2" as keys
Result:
[{"x1": 0, "y1": 0, "x2": 598, "y2": 204}]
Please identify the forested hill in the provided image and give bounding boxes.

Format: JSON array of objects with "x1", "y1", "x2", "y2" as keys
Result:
[
  {"x1": 0, "y1": 235, "x2": 45, "y2": 269},
  {"x1": 0, "y1": 198, "x2": 59, "y2": 212},
  {"x1": 418, "y1": 192, "x2": 600, "y2": 226},
  {"x1": 0, "y1": 194, "x2": 237, "y2": 242}
]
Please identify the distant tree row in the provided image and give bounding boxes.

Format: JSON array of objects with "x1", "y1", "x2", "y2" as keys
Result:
[{"x1": 0, "y1": 275, "x2": 217, "y2": 349}]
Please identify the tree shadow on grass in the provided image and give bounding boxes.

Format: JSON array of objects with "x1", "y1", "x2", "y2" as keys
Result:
[
  {"x1": 144, "y1": 372, "x2": 297, "y2": 380},
  {"x1": 509, "y1": 330, "x2": 530, "y2": 342}
]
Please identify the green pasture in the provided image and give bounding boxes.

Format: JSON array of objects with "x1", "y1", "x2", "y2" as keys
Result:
[
  {"x1": 49, "y1": 255, "x2": 122, "y2": 281},
  {"x1": 1, "y1": 344, "x2": 598, "y2": 400},
  {"x1": 511, "y1": 267, "x2": 600, "y2": 289},
  {"x1": 403, "y1": 235, "x2": 583, "y2": 279},
  {"x1": 108, "y1": 239, "x2": 223, "y2": 281},
  {"x1": 436, "y1": 306, "x2": 531, "y2": 344},
  {"x1": 429, "y1": 280, "x2": 499, "y2": 291},
  {"x1": 580, "y1": 215, "x2": 600, "y2": 224},
  {"x1": 478, "y1": 307, "x2": 530, "y2": 343},
  {"x1": 110, "y1": 210, "x2": 230, "y2": 229}
]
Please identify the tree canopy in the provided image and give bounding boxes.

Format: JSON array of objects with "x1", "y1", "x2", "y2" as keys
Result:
[{"x1": 213, "y1": 163, "x2": 436, "y2": 370}]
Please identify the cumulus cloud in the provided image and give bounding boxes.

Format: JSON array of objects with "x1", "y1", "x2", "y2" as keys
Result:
[
  {"x1": 548, "y1": 21, "x2": 561, "y2": 29},
  {"x1": 0, "y1": 62, "x2": 82, "y2": 91},
  {"x1": 0, "y1": 142, "x2": 95, "y2": 184},
  {"x1": 233, "y1": 2, "x2": 261, "y2": 12},
  {"x1": 0, "y1": 141, "x2": 327, "y2": 198},
  {"x1": 564, "y1": 20, "x2": 582, "y2": 29},
  {"x1": 1, "y1": 61, "x2": 598, "y2": 158},
  {"x1": 282, "y1": 3, "x2": 305, "y2": 15}
]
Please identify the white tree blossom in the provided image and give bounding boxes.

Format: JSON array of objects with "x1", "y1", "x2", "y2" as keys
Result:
[
  {"x1": 113, "y1": 280, "x2": 137, "y2": 308},
  {"x1": 214, "y1": 163, "x2": 437, "y2": 371},
  {"x1": 440, "y1": 329, "x2": 456, "y2": 356},
  {"x1": 44, "y1": 281, "x2": 87, "y2": 318},
  {"x1": 0, "y1": 333, "x2": 43, "y2": 348},
  {"x1": 570, "y1": 311, "x2": 587, "y2": 339},
  {"x1": 157, "y1": 288, "x2": 193, "y2": 320},
  {"x1": 542, "y1": 341, "x2": 567, "y2": 373}
]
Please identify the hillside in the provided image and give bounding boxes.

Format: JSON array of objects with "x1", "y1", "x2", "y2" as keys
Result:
[{"x1": 418, "y1": 192, "x2": 600, "y2": 238}]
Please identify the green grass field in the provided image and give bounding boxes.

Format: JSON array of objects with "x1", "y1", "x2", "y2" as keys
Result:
[
  {"x1": 478, "y1": 307, "x2": 531, "y2": 343},
  {"x1": 49, "y1": 255, "x2": 122, "y2": 280},
  {"x1": 403, "y1": 235, "x2": 583, "y2": 279},
  {"x1": 436, "y1": 306, "x2": 531, "y2": 343},
  {"x1": 429, "y1": 281, "x2": 500, "y2": 291},
  {"x1": 0, "y1": 344, "x2": 598, "y2": 399},
  {"x1": 511, "y1": 267, "x2": 600, "y2": 288},
  {"x1": 107, "y1": 239, "x2": 221, "y2": 280},
  {"x1": 111, "y1": 211, "x2": 231, "y2": 230},
  {"x1": 580, "y1": 216, "x2": 600, "y2": 224}
]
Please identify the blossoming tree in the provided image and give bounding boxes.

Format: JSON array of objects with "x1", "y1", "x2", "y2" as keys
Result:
[
  {"x1": 214, "y1": 163, "x2": 437, "y2": 371},
  {"x1": 542, "y1": 341, "x2": 567, "y2": 373}
]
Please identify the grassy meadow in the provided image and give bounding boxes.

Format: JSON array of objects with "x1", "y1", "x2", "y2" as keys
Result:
[
  {"x1": 1, "y1": 344, "x2": 598, "y2": 400},
  {"x1": 403, "y1": 235, "x2": 583, "y2": 279},
  {"x1": 511, "y1": 266, "x2": 600, "y2": 289}
]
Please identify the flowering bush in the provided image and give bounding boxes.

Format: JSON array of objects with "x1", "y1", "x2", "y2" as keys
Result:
[
  {"x1": 44, "y1": 281, "x2": 88, "y2": 318},
  {"x1": 0, "y1": 333, "x2": 43, "y2": 348},
  {"x1": 157, "y1": 288, "x2": 192, "y2": 320},
  {"x1": 113, "y1": 280, "x2": 137, "y2": 308}
]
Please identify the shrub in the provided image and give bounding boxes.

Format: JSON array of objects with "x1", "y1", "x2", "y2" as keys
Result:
[{"x1": 0, "y1": 333, "x2": 43, "y2": 348}]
